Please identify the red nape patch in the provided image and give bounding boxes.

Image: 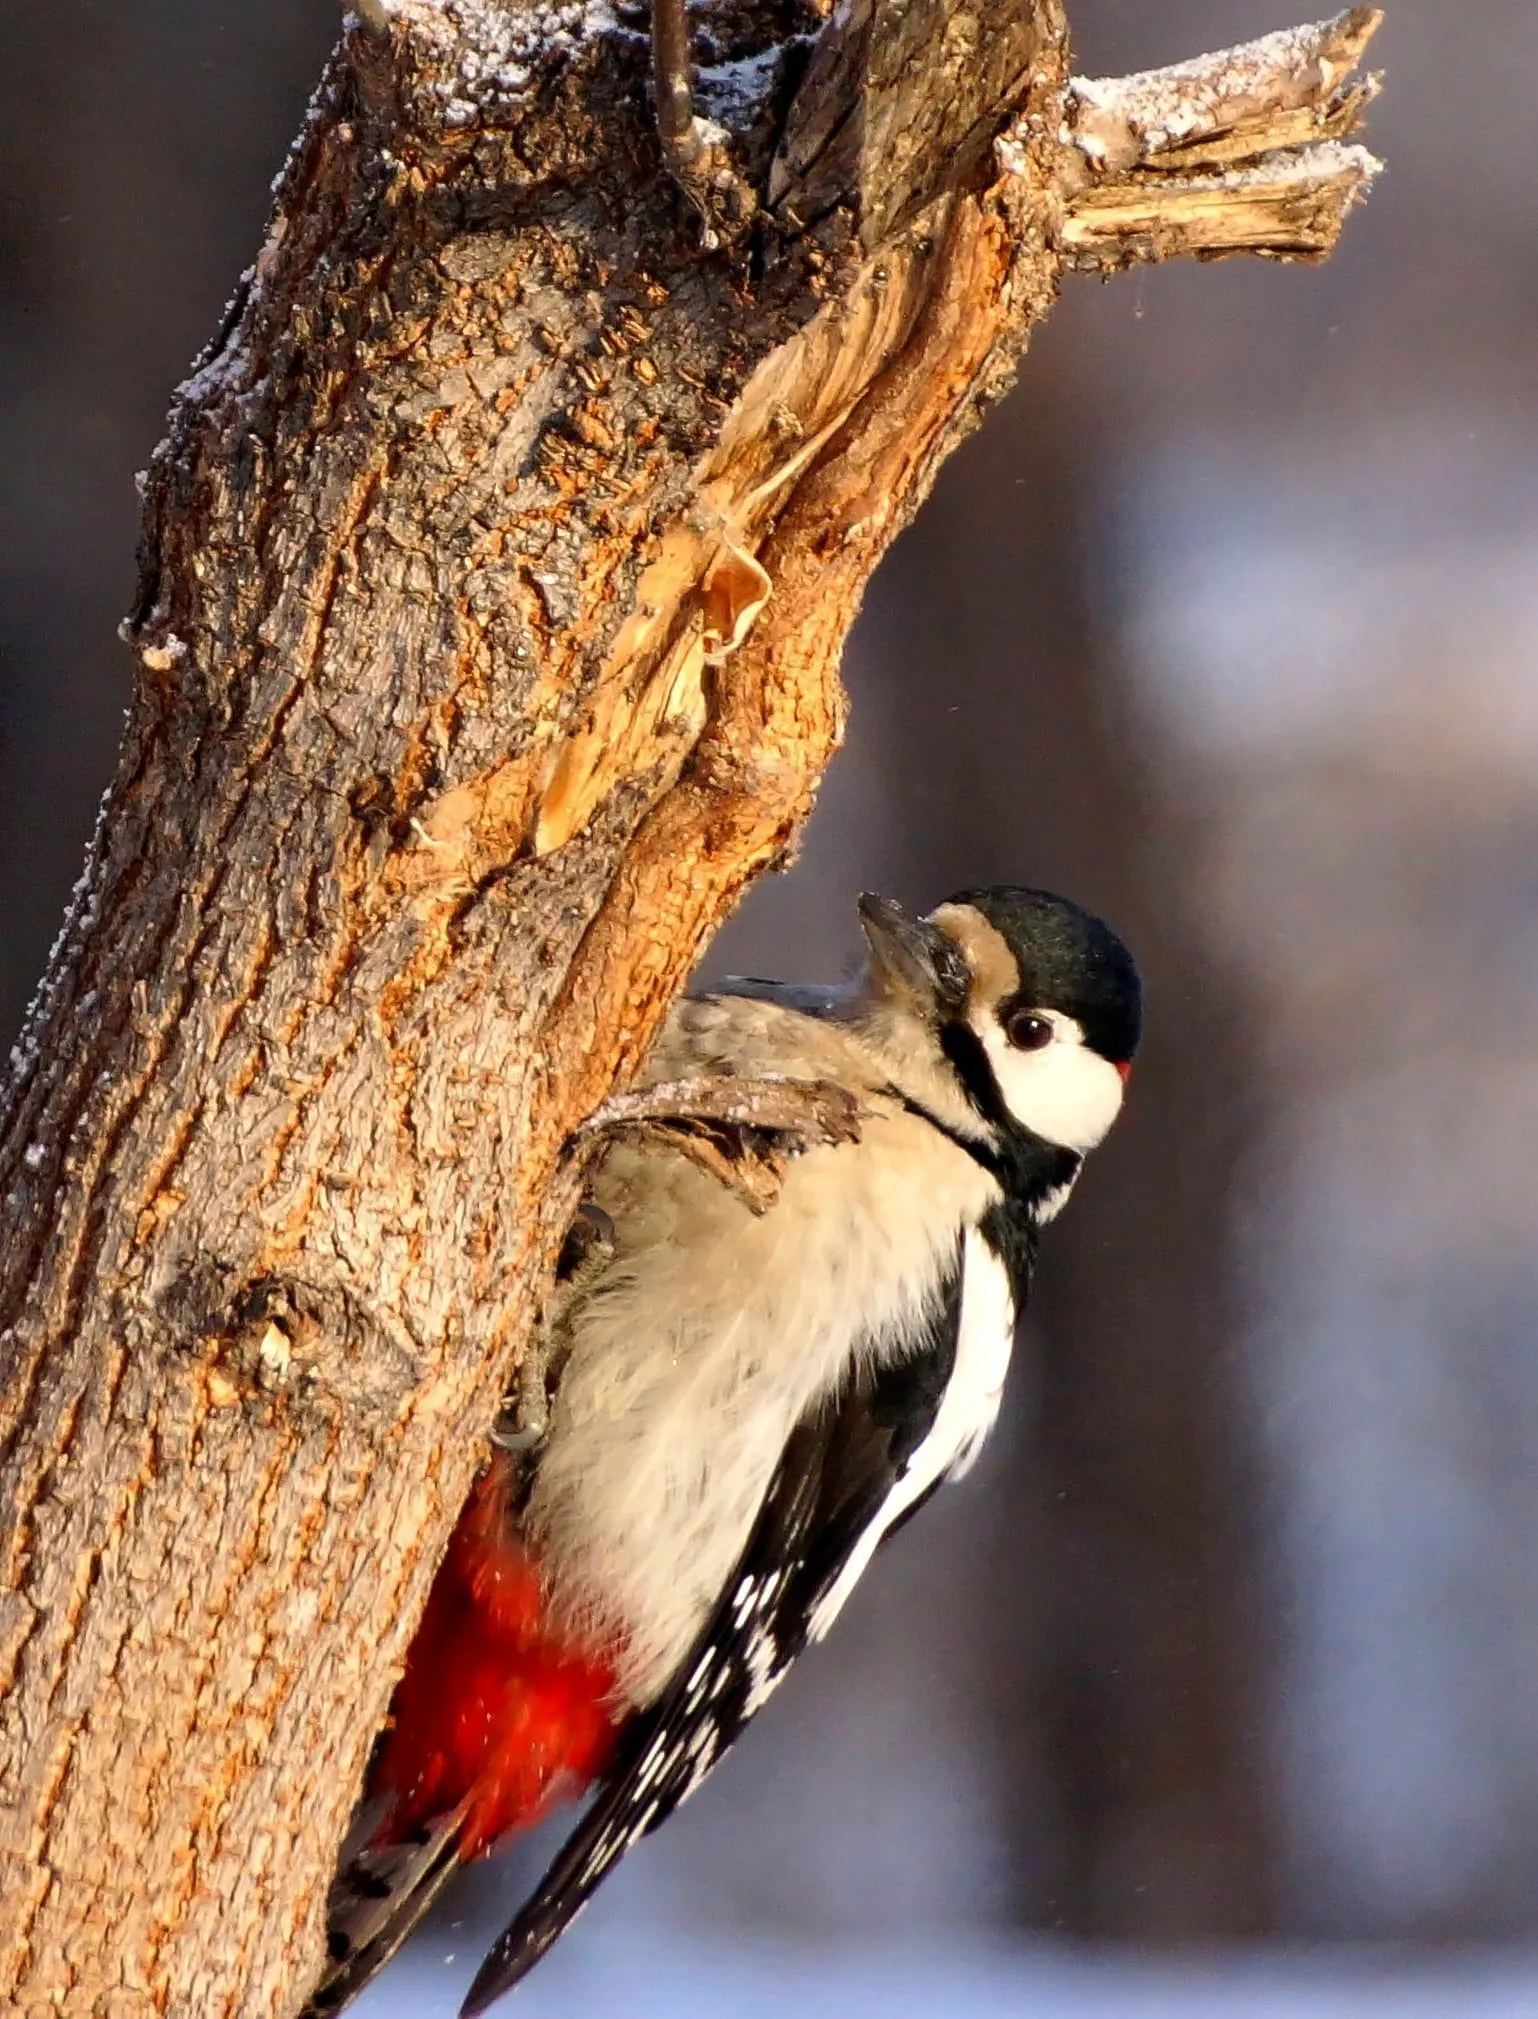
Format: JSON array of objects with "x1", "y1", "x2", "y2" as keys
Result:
[{"x1": 373, "y1": 1454, "x2": 620, "y2": 1860}]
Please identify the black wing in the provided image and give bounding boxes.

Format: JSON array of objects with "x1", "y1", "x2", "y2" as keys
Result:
[{"x1": 459, "y1": 1247, "x2": 969, "y2": 2017}]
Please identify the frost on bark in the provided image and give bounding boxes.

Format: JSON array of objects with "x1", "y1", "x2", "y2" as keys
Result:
[{"x1": 0, "y1": 4, "x2": 1380, "y2": 2012}]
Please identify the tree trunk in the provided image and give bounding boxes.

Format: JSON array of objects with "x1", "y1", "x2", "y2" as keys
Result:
[{"x1": 0, "y1": 6, "x2": 1379, "y2": 2012}]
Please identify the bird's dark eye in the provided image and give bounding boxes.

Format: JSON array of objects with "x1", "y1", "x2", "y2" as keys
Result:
[{"x1": 1004, "y1": 1008, "x2": 1054, "y2": 1052}]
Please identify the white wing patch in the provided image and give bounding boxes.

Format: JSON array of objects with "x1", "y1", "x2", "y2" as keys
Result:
[{"x1": 808, "y1": 1229, "x2": 1015, "y2": 1642}]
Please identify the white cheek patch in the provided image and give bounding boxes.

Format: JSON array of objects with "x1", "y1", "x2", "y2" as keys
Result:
[{"x1": 978, "y1": 1010, "x2": 1126, "y2": 1152}]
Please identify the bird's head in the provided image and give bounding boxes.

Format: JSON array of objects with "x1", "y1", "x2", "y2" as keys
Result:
[{"x1": 857, "y1": 886, "x2": 1141, "y2": 1154}]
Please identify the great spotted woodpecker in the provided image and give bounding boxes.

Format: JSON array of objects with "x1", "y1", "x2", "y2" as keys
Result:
[{"x1": 301, "y1": 886, "x2": 1141, "y2": 2016}]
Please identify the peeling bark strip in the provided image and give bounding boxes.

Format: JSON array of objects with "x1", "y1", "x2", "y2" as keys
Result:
[
  {"x1": 581, "y1": 1071, "x2": 867, "y2": 1212},
  {"x1": 0, "y1": 6, "x2": 1379, "y2": 2013}
]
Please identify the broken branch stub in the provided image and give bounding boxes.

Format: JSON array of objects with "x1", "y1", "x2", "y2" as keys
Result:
[
  {"x1": 1056, "y1": 6, "x2": 1383, "y2": 266},
  {"x1": 0, "y1": 5, "x2": 1380, "y2": 2013}
]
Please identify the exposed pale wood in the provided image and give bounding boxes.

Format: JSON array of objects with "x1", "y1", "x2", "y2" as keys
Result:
[
  {"x1": 0, "y1": 6, "x2": 1379, "y2": 2013},
  {"x1": 1059, "y1": 141, "x2": 1380, "y2": 265}
]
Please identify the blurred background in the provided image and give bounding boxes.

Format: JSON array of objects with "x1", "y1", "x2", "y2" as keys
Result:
[{"x1": 4, "y1": 2, "x2": 1538, "y2": 2012}]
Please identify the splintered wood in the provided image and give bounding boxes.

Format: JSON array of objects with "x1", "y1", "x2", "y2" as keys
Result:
[{"x1": 1055, "y1": 6, "x2": 1382, "y2": 266}]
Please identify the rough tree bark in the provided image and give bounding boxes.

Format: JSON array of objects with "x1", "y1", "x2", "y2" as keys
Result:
[{"x1": 0, "y1": 5, "x2": 1380, "y2": 2013}]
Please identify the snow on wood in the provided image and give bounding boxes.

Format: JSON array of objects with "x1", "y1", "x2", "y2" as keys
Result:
[
  {"x1": 1041, "y1": 7, "x2": 1383, "y2": 269},
  {"x1": 1067, "y1": 6, "x2": 1382, "y2": 172},
  {"x1": 353, "y1": 0, "x2": 620, "y2": 126}
]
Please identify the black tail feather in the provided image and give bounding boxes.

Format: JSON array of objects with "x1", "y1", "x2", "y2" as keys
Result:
[
  {"x1": 297, "y1": 1811, "x2": 466, "y2": 2019},
  {"x1": 458, "y1": 1811, "x2": 614, "y2": 2017}
]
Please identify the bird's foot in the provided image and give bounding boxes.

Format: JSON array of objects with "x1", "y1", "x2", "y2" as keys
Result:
[{"x1": 492, "y1": 1204, "x2": 616, "y2": 1457}]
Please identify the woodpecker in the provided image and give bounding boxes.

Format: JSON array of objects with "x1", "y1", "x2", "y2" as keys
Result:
[{"x1": 302, "y1": 886, "x2": 1141, "y2": 2017}]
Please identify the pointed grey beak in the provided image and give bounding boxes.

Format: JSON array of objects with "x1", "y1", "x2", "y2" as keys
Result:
[{"x1": 857, "y1": 893, "x2": 971, "y2": 1015}]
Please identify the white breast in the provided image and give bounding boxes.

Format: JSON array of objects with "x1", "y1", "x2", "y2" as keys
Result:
[
  {"x1": 526, "y1": 1104, "x2": 1002, "y2": 1704},
  {"x1": 807, "y1": 1228, "x2": 1015, "y2": 1643}
]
